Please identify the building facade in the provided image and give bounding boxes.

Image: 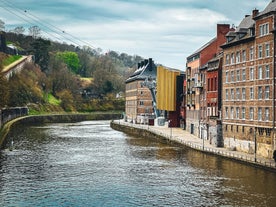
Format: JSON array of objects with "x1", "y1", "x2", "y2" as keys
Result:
[
  {"x1": 156, "y1": 65, "x2": 184, "y2": 127},
  {"x1": 125, "y1": 58, "x2": 157, "y2": 124},
  {"x1": 221, "y1": 2, "x2": 276, "y2": 158},
  {"x1": 186, "y1": 24, "x2": 231, "y2": 137},
  {"x1": 205, "y1": 53, "x2": 223, "y2": 146}
]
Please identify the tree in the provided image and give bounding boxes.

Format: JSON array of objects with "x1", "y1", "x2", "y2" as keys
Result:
[
  {"x1": 28, "y1": 25, "x2": 41, "y2": 39},
  {"x1": 12, "y1": 26, "x2": 25, "y2": 35},
  {"x1": 0, "y1": 74, "x2": 9, "y2": 107},
  {"x1": 56, "y1": 51, "x2": 80, "y2": 74},
  {"x1": 31, "y1": 38, "x2": 51, "y2": 72},
  {"x1": 0, "y1": 19, "x2": 5, "y2": 31}
]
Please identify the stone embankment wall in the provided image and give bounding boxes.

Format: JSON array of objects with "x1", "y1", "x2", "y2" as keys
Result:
[
  {"x1": 111, "y1": 121, "x2": 276, "y2": 172},
  {"x1": 0, "y1": 107, "x2": 28, "y2": 128},
  {"x1": 0, "y1": 113, "x2": 121, "y2": 148}
]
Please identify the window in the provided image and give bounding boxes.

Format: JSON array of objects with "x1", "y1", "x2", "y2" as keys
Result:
[
  {"x1": 225, "y1": 107, "x2": 229, "y2": 119},
  {"x1": 265, "y1": 65, "x2": 270, "y2": 79},
  {"x1": 231, "y1": 71, "x2": 235, "y2": 82},
  {"x1": 236, "y1": 70, "x2": 240, "y2": 81},
  {"x1": 250, "y1": 107, "x2": 254, "y2": 120},
  {"x1": 250, "y1": 47, "x2": 254, "y2": 60},
  {"x1": 226, "y1": 71, "x2": 229, "y2": 83},
  {"x1": 230, "y1": 107, "x2": 234, "y2": 119},
  {"x1": 236, "y1": 88, "x2": 240, "y2": 100},
  {"x1": 258, "y1": 45, "x2": 263, "y2": 58},
  {"x1": 259, "y1": 23, "x2": 269, "y2": 36},
  {"x1": 250, "y1": 67, "x2": 254, "y2": 80},
  {"x1": 258, "y1": 108, "x2": 262, "y2": 121},
  {"x1": 231, "y1": 53, "x2": 235, "y2": 64},
  {"x1": 225, "y1": 54, "x2": 230, "y2": 65},
  {"x1": 265, "y1": 86, "x2": 270, "y2": 99},
  {"x1": 258, "y1": 66, "x2": 262, "y2": 79},
  {"x1": 242, "y1": 69, "x2": 246, "y2": 81},
  {"x1": 225, "y1": 89, "x2": 229, "y2": 100},
  {"x1": 250, "y1": 88, "x2": 254, "y2": 100},
  {"x1": 242, "y1": 107, "x2": 245, "y2": 120},
  {"x1": 236, "y1": 107, "x2": 240, "y2": 119},
  {"x1": 242, "y1": 88, "x2": 246, "y2": 100},
  {"x1": 258, "y1": 86, "x2": 262, "y2": 99},
  {"x1": 265, "y1": 43, "x2": 270, "y2": 57},
  {"x1": 242, "y1": 50, "x2": 246, "y2": 62},
  {"x1": 236, "y1": 51, "x2": 240, "y2": 63},
  {"x1": 231, "y1": 89, "x2": 234, "y2": 100},
  {"x1": 140, "y1": 101, "x2": 144, "y2": 105},
  {"x1": 265, "y1": 108, "x2": 269, "y2": 121}
]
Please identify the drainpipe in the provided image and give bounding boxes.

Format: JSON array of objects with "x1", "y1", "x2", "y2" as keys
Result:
[{"x1": 273, "y1": 29, "x2": 276, "y2": 152}]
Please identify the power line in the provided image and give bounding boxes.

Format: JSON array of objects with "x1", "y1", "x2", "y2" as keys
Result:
[{"x1": 0, "y1": 0, "x2": 96, "y2": 49}]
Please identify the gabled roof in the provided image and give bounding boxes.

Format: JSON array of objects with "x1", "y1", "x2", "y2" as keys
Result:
[
  {"x1": 236, "y1": 15, "x2": 254, "y2": 30},
  {"x1": 222, "y1": 15, "x2": 255, "y2": 48},
  {"x1": 255, "y1": 0, "x2": 276, "y2": 18},
  {"x1": 187, "y1": 37, "x2": 216, "y2": 60},
  {"x1": 125, "y1": 58, "x2": 157, "y2": 83}
]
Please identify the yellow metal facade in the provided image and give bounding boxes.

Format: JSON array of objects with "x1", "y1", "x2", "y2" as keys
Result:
[{"x1": 156, "y1": 66, "x2": 180, "y2": 111}]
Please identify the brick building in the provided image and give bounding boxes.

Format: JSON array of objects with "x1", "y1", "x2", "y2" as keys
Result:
[
  {"x1": 186, "y1": 24, "x2": 231, "y2": 138},
  {"x1": 125, "y1": 58, "x2": 157, "y2": 124},
  {"x1": 221, "y1": 1, "x2": 276, "y2": 158},
  {"x1": 204, "y1": 53, "x2": 223, "y2": 146}
]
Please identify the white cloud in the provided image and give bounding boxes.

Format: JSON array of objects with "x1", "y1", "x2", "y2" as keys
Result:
[{"x1": 0, "y1": 0, "x2": 271, "y2": 69}]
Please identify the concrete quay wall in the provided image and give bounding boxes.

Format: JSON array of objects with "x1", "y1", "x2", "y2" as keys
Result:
[{"x1": 111, "y1": 120, "x2": 276, "y2": 172}]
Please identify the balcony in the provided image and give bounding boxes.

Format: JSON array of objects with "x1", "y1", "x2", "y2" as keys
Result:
[{"x1": 194, "y1": 82, "x2": 203, "y2": 88}]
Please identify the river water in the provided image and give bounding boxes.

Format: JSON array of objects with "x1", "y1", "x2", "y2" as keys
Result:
[{"x1": 0, "y1": 120, "x2": 276, "y2": 207}]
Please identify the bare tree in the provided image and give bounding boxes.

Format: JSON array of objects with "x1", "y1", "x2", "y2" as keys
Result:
[
  {"x1": 12, "y1": 26, "x2": 25, "y2": 35},
  {"x1": 28, "y1": 25, "x2": 41, "y2": 39},
  {"x1": 0, "y1": 19, "x2": 5, "y2": 31}
]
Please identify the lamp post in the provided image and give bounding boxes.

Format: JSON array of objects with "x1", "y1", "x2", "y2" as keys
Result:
[
  {"x1": 169, "y1": 120, "x2": 172, "y2": 138},
  {"x1": 254, "y1": 127, "x2": 257, "y2": 162}
]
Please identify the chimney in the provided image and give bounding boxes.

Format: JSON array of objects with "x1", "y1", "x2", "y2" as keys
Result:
[
  {"x1": 144, "y1": 59, "x2": 149, "y2": 66},
  {"x1": 140, "y1": 61, "x2": 143, "y2": 67},
  {"x1": 252, "y1": 8, "x2": 259, "y2": 18},
  {"x1": 149, "y1": 58, "x2": 153, "y2": 71}
]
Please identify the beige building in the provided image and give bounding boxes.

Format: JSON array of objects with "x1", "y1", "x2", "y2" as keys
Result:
[
  {"x1": 221, "y1": 2, "x2": 276, "y2": 158},
  {"x1": 125, "y1": 58, "x2": 157, "y2": 124}
]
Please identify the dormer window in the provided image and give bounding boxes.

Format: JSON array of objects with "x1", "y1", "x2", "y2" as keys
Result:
[
  {"x1": 259, "y1": 23, "x2": 269, "y2": 36},
  {"x1": 226, "y1": 36, "x2": 235, "y2": 43}
]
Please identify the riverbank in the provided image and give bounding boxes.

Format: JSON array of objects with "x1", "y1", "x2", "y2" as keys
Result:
[
  {"x1": 0, "y1": 112, "x2": 121, "y2": 148},
  {"x1": 111, "y1": 120, "x2": 276, "y2": 172}
]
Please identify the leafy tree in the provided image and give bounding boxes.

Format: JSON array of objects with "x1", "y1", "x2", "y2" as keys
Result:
[
  {"x1": 56, "y1": 51, "x2": 80, "y2": 74},
  {"x1": 31, "y1": 38, "x2": 51, "y2": 72}
]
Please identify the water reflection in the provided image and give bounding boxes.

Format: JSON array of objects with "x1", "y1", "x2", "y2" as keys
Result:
[{"x1": 0, "y1": 121, "x2": 275, "y2": 207}]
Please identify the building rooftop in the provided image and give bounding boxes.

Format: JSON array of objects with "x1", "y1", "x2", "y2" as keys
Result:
[
  {"x1": 125, "y1": 58, "x2": 157, "y2": 83},
  {"x1": 256, "y1": 0, "x2": 276, "y2": 18}
]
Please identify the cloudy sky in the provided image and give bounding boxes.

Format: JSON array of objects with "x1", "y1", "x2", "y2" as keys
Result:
[{"x1": 0, "y1": 0, "x2": 270, "y2": 69}]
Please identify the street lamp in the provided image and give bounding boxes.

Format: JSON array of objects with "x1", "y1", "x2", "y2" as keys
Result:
[{"x1": 169, "y1": 120, "x2": 172, "y2": 138}]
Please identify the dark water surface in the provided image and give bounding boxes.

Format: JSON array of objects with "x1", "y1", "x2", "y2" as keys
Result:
[{"x1": 0, "y1": 121, "x2": 276, "y2": 207}]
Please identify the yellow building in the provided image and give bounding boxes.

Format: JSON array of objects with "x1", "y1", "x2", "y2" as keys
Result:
[{"x1": 156, "y1": 65, "x2": 184, "y2": 127}]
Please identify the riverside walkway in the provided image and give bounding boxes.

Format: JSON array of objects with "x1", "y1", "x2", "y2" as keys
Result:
[{"x1": 113, "y1": 119, "x2": 276, "y2": 172}]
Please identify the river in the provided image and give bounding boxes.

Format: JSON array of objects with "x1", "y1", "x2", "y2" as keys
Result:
[{"x1": 0, "y1": 120, "x2": 276, "y2": 207}]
